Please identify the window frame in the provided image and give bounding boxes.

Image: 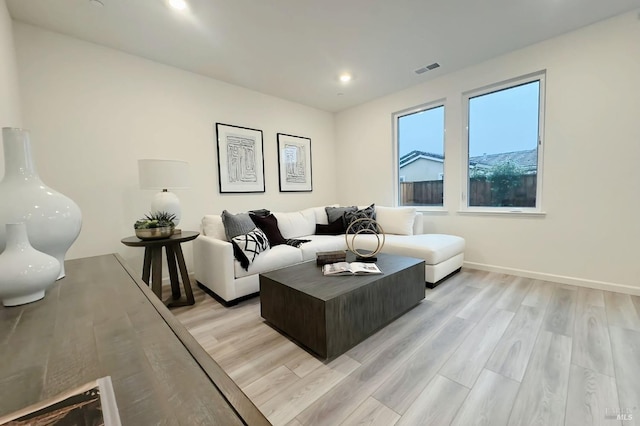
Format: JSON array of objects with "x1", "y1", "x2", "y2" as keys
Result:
[
  {"x1": 393, "y1": 99, "x2": 447, "y2": 211},
  {"x1": 461, "y1": 71, "x2": 546, "y2": 215}
]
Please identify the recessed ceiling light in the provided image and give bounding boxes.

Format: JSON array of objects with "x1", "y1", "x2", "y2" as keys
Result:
[
  {"x1": 89, "y1": 0, "x2": 104, "y2": 6},
  {"x1": 339, "y1": 73, "x2": 352, "y2": 83},
  {"x1": 168, "y1": 0, "x2": 188, "y2": 11}
]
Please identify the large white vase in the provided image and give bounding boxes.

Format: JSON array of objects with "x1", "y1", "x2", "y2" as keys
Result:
[
  {"x1": 0, "y1": 223, "x2": 60, "y2": 306},
  {"x1": 0, "y1": 127, "x2": 82, "y2": 279}
]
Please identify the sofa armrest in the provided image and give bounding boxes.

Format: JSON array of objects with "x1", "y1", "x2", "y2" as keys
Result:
[
  {"x1": 193, "y1": 235, "x2": 237, "y2": 302},
  {"x1": 413, "y1": 212, "x2": 424, "y2": 235}
]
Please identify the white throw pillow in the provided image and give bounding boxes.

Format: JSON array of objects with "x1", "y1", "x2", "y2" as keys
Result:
[
  {"x1": 312, "y1": 204, "x2": 338, "y2": 225},
  {"x1": 375, "y1": 206, "x2": 417, "y2": 236},
  {"x1": 201, "y1": 215, "x2": 226, "y2": 240},
  {"x1": 231, "y1": 227, "x2": 270, "y2": 270},
  {"x1": 273, "y1": 208, "x2": 316, "y2": 239}
]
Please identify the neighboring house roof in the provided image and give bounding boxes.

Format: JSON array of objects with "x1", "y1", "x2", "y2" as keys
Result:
[
  {"x1": 399, "y1": 150, "x2": 444, "y2": 168},
  {"x1": 469, "y1": 148, "x2": 538, "y2": 171}
]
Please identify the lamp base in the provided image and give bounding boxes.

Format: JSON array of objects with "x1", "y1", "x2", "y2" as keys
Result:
[{"x1": 151, "y1": 190, "x2": 181, "y2": 226}]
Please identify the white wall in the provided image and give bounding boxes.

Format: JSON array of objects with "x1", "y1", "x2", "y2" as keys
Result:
[
  {"x1": 335, "y1": 11, "x2": 640, "y2": 292},
  {"x1": 13, "y1": 23, "x2": 337, "y2": 274},
  {"x1": 10, "y1": 12, "x2": 640, "y2": 293},
  {"x1": 0, "y1": 0, "x2": 21, "y2": 129}
]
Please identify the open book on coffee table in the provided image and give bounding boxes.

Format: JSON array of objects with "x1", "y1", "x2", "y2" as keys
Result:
[
  {"x1": 322, "y1": 261, "x2": 382, "y2": 276},
  {"x1": 0, "y1": 376, "x2": 121, "y2": 426}
]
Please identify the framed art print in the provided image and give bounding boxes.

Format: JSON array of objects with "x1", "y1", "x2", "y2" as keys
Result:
[
  {"x1": 216, "y1": 123, "x2": 265, "y2": 193},
  {"x1": 277, "y1": 133, "x2": 312, "y2": 192}
]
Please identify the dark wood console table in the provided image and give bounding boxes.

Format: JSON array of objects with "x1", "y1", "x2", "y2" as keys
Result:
[
  {"x1": 0, "y1": 254, "x2": 269, "y2": 425},
  {"x1": 121, "y1": 231, "x2": 198, "y2": 307}
]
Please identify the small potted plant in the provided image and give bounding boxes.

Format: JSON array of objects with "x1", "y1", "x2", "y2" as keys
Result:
[{"x1": 134, "y1": 211, "x2": 176, "y2": 240}]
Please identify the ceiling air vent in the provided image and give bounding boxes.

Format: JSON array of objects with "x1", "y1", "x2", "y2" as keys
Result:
[{"x1": 414, "y1": 62, "x2": 440, "y2": 74}]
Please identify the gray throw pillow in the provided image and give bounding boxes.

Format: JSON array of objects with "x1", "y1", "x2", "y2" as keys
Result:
[
  {"x1": 221, "y1": 210, "x2": 255, "y2": 242},
  {"x1": 325, "y1": 206, "x2": 357, "y2": 226}
]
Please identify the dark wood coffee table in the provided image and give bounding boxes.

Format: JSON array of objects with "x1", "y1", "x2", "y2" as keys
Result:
[{"x1": 259, "y1": 253, "x2": 425, "y2": 359}]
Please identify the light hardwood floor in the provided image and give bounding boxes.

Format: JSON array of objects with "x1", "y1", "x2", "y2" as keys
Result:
[{"x1": 172, "y1": 269, "x2": 640, "y2": 426}]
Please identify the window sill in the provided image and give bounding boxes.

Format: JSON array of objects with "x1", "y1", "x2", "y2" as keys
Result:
[
  {"x1": 457, "y1": 209, "x2": 547, "y2": 217},
  {"x1": 413, "y1": 207, "x2": 449, "y2": 215}
]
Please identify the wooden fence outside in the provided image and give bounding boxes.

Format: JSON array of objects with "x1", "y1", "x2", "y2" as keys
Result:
[
  {"x1": 400, "y1": 174, "x2": 537, "y2": 207},
  {"x1": 400, "y1": 180, "x2": 443, "y2": 206}
]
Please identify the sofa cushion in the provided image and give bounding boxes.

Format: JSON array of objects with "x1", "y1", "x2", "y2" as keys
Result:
[
  {"x1": 231, "y1": 227, "x2": 270, "y2": 270},
  {"x1": 344, "y1": 204, "x2": 376, "y2": 234},
  {"x1": 234, "y1": 244, "x2": 303, "y2": 278},
  {"x1": 315, "y1": 218, "x2": 345, "y2": 235},
  {"x1": 273, "y1": 208, "x2": 316, "y2": 239},
  {"x1": 355, "y1": 233, "x2": 465, "y2": 265},
  {"x1": 312, "y1": 205, "x2": 337, "y2": 225},
  {"x1": 325, "y1": 206, "x2": 357, "y2": 226},
  {"x1": 221, "y1": 210, "x2": 255, "y2": 241},
  {"x1": 250, "y1": 213, "x2": 287, "y2": 246},
  {"x1": 201, "y1": 215, "x2": 226, "y2": 241},
  {"x1": 375, "y1": 206, "x2": 417, "y2": 236},
  {"x1": 298, "y1": 235, "x2": 348, "y2": 261}
]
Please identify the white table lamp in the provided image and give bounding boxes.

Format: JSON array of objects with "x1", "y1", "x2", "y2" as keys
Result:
[{"x1": 138, "y1": 159, "x2": 190, "y2": 226}]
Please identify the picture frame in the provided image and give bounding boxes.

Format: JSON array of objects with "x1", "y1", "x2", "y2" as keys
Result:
[
  {"x1": 277, "y1": 133, "x2": 312, "y2": 192},
  {"x1": 216, "y1": 123, "x2": 265, "y2": 193}
]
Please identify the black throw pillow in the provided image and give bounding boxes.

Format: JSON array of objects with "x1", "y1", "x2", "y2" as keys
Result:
[
  {"x1": 248, "y1": 208, "x2": 271, "y2": 218},
  {"x1": 250, "y1": 213, "x2": 287, "y2": 246},
  {"x1": 315, "y1": 218, "x2": 346, "y2": 235}
]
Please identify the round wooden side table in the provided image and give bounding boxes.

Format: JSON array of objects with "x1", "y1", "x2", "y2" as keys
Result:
[{"x1": 121, "y1": 231, "x2": 199, "y2": 308}]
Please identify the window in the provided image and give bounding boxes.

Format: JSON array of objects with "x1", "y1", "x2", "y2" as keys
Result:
[
  {"x1": 395, "y1": 102, "x2": 445, "y2": 207},
  {"x1": 463, "y1": 72, "x2": 545, "y2": 211}
]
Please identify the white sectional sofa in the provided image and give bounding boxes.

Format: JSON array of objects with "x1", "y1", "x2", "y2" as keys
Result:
[{"x1": 193, "y1": 205, "x2": 465, "y2": 306}]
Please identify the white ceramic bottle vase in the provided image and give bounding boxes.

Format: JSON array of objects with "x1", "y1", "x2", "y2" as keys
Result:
[
  {"x1": 0, "y1": 223, "x2": 60, "y2": 307},
  {"x1": 0, "y1": 127, "x2": 82, "y2": 279}
]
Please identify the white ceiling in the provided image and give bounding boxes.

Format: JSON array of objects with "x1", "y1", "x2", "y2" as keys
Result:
[{"x1": 7, "y1": 0, "x2": 640, "y2": 112}]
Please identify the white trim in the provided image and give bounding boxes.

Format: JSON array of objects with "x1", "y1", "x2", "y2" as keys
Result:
[
  {"x1": 460, "y1": 70, "x2": 546, "y2": 214},
  {"x1": 160, "y1": 271, "x2": 196, "y2": 286},
  {"x1": 392, "y1": 99, "x2": 446, "y2": 207},
  {"x1": 464, "y1": 261, "x2": 640, "y2": 296},
  {"x1": 457, "y1": 209, "x2": 546, "y2": 217},
  {"x1": 416, "y1": 207, "x2": 449, "y2": 214},
  {"x1": 535, "y1": 75, "x2": 546, "y2": 211}
]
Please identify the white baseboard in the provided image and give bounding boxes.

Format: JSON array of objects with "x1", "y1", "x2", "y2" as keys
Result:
[
  {"x1": 160, "y1": 271, "x2": 196, "y2": 286},
  {"x1": 463, "y1": 261, "x2": 640, "y2": 296}
]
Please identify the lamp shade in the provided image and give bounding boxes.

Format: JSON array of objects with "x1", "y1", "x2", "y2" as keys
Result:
[
  {"x1": 138, "y1": 159, "x2": 189, "y2": 226},
  {"x1": 138, "y1": 159, "x2": 190, "y2": 190}
]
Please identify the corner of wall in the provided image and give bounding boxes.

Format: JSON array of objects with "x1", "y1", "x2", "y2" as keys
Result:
[{"x1": 0, "y1": 0, "x2": 22, "y2": 129}]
